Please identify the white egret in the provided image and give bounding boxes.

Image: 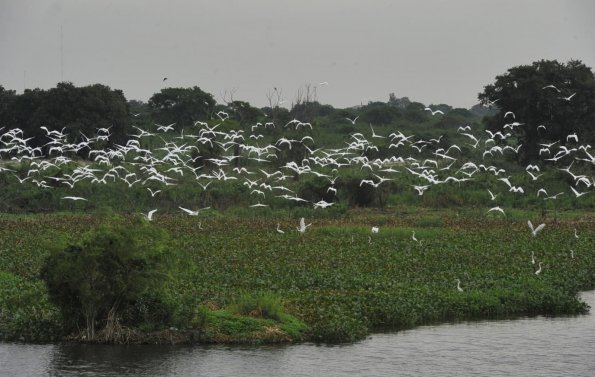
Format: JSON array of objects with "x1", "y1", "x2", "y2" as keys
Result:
[
  {"x1": 61, "y1": 196, "x2": 88, "y2": 201},
  {"x1": 297, "y1": 217, "x2": 312, "y2": 233},
  {"x1": 455, "y1": 279, "x2": 463, "y2": 292},
  {"x1": 142, "y1": 209, "x2": 158, "y2": 221},
  {"x1": 276, "y1": 223, "x2": 285, "y2": 234},
  {"x1": 488, "y1": 206, "x2": 505, "y2": 215},
  {"x1": 424, "y1": 107, "x2": 444, "y2": 116},
  {"x1": 527, "y1": 220, "x2": 545, "y2": 237},
  {"x1": 535, "y1": 262, "x2": 543, "y2": 275},
  {"x1": 371, "y1": 226, "x2": 379, "y2": 234}
]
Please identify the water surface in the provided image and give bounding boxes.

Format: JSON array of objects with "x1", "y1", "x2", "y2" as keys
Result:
[{"x1": 1, "y1": 290, "x2": 594, "y2": 376}]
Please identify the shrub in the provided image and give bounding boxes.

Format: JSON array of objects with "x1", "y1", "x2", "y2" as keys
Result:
[
  {"x1": 229, "y1": 292, "x2": 286, "y2": 321},
  {"x1": 41, "y1": 217, "x2": 170, "y2": 341}
]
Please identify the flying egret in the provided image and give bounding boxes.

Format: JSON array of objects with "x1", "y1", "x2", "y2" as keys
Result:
[
  {"x1": 297, "y1": 217, "x2": 312, "y2": 233},
  {"x1": 527, "y1": 220, "x2": 545, "y2": 237},
  {"x1": 142, "y1": 209, "x2": 158, "y2": 221},
  {"x1": 179, "y1": 206, "x2": 210, "y2": 216},
  {"x1": 424, "y1": 107, "x2": 444, "y2": 116},
  {"x1": 61, "y1": 196, "x2": 88, "y2": 201},
  {"x1": 487, "y1": 189, "x2": 498, "y2": 201},
  {"x1": 488, "y1": 206, "x2": 505, "y2": 215}
]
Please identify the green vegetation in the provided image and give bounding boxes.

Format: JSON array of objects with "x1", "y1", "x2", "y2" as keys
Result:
[
  {"x1": 0, "y1": 212, "x2": 593, "y2": 344},
  {"x1": 41, "y1": 217, "x2": 170, "y2": 342}
]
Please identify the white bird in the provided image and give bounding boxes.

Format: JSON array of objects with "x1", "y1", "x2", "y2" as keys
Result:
[
  {"x1": 487, "y1": 189, "x2": 499, "y2": 201},
  {"x1": 297, "y1": 217, "x2": 312, "y2": 233},
  {"x1": 142, "y1": 209, "x2": 158, "y2": 221},
  {"x1": 276, "y1": 223, "x2": 285, "y2": 234},
  {"x1": 488, "y1": 206, "x2": 505, "y2": 215},
  {"x1": 574, "y1": 228, "x2": 579, "y2": 239},
  {"x1": 411, "y1": 231, "x2": 419, "y2": 243},
  {"x1": 345, "y1": 116, "x2": 359, "y2": 125},
  {"x1": 542, "y1": 84, "x2": 561, "y2": 92},
  {"x1": 61, "y1": 196, "x2": 88, "y2": 201},
  {"x1": 531, "y1": 251, "x2": 535, "y2": 265},
  {"x1": 504, "y1": 111, "x2": 515, "y2": 119},
  {"x1": 559, "y1": 92, "x2": 576, "y2": 101},
  {"x1": 424, "y1": 107, "x2": 444, "y2": 116},
  {"x1": 455, "y1": 279, "x2": 463, "y2": 292},
  {"x1": 570, "y1": 186, "x2": 588, "y2": 198},
  {"x1": 147, "y1": 188, "x2": 161, "y2": 197},
  {"x1": 527, "y1": 220, "x2": 545, "y2": 237},
  {"x1": 535, "y1": 261, "x2": 543, "y2": 275},
  {"x1": 371, "y1": 226, "x2": 379, "y2": 234},
  {"x1": 179, "y1": 206, "x2": 210, "y2": 216}
]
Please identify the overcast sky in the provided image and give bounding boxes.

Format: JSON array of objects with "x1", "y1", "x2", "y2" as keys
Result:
[{"x1": 1, "y1": 0, "x2": 594, "y2": 109}]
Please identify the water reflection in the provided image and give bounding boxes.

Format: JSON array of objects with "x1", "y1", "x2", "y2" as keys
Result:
[{"x1": 1, "y1": 291, "x2": 593, "y2": 377}]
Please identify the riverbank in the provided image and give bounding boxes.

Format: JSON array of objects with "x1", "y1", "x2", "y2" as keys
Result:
[{"x1": 1, "y1": 211, "x2": 593, "y2": 344}]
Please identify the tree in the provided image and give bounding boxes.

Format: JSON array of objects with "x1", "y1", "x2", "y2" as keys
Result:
[
  {"x1": 42, "y1": 219, "x2": 169, "y2": 342},
  {"x1": 3, "y1": 82, "x2": 130, "y2": 151},
  {"x1": 148, "y1": 86, "x2": 216, "y2": 128},
  {"x1": 478, "y1": 59, "x2": 595, "y2": 163}
]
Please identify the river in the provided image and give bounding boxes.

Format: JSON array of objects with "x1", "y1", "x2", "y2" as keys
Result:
[{"x1": 1, "y1": 290, "x2": 594, "y2": 376}]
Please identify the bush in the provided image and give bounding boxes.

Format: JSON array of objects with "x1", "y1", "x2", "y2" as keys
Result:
[
  {"x1": 230, "y1": 292, "x2": 285, "y2": 321},
  {"x1": 0, "y1": 271, "x2": 62, "y2": 342},
  {"x1": 41, "y1": 217, "x2": 170, "y2": 341}
]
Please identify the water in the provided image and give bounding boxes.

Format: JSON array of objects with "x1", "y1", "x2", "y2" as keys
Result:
[{"x1": 2, "y1": 290, "x2": 594, "y2": 377}]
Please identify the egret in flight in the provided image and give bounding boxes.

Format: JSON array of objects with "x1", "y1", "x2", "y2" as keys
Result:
[{"x1": 527, "y1": 220, "x2": 545, "y2": 237}]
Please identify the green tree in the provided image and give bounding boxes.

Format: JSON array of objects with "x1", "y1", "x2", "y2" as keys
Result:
[
  {"x1": 42, "y1": 219, "x2": 170, "y2": 341},
  {"x1": 5, "y1": 82, "x2": 130, "y2": 151},
  {"x1": 149, "y1": 86, "x2": 216, "y2": 128},
  {"x1": 478, "y1": 59, "x2": 595, "y2": 162}
]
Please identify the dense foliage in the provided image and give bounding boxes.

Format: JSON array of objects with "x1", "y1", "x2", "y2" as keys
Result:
[
  {"x1": 41, "y1": 218, "x2": 170, "y2": 342},
  {"x1": 478, "y1": 59, "x2": 595, "y2": 163},
  {"x1": 0, "y1": 212, "x2": 593, "y2": 343}
]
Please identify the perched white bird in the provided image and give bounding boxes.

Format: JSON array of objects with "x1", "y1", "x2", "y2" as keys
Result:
[
  {"x1": 535, "y1": 261, "x2": 543, "y2": 275},
  {"x1": 276, "y1": 223, "x2": 285, "y2": 234},
  {"x1": 371, "y1": 226, "x2": 379, "y2": 234},
  {"x1": 527, "y1": 220, "x2": 545, "y2": 237},
  {"x1": 455, "y1": 279, "x2": 463, "y2": 292}
]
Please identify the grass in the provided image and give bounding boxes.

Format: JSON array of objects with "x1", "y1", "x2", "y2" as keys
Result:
[{"x1": 0, "y1": 210, "x2": 593, "y2": 343}]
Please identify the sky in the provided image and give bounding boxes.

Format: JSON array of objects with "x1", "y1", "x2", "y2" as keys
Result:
[{"x1": 1, "y1": 0, "x2": 594, "y2": 109}]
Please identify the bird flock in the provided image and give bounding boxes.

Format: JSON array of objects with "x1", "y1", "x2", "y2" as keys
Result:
[
  {"x1": 0, "y1": 92, "x2": 593, "y2": 223},
  {"x1": 1, "y1": 93, "x2": 591, "y2": 294}
]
